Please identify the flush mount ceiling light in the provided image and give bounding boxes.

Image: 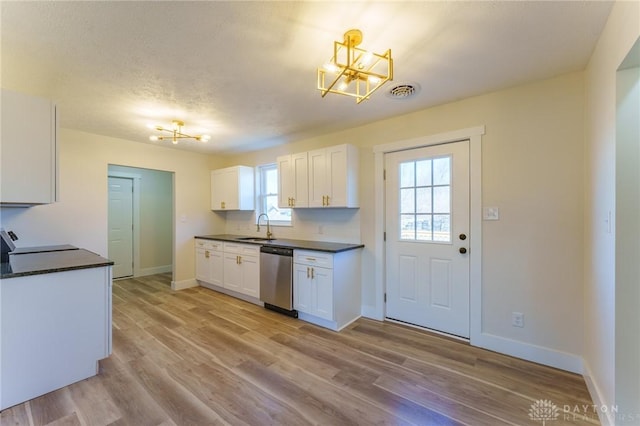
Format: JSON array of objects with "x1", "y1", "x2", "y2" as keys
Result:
[
  {"x1": 148, "y1": 120, "x2": 210, "y2": 144},
  {"x1": 317, "y1": 29, "x2": 393, "y2": 104}
]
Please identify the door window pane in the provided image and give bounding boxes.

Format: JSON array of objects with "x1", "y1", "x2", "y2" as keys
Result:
[
  {"x1": 416, "y1": 188, "x2": 431, "y2": 213},
  {"x1": 416, "y1": 160, "x2": 431, "y2": 186},
  {"x1": 433, "y1": 157, "x2": 450, "y2": 185},
  {"x1": 433, "y1": 186, "x2": 450, "y2": 214},
  {"x1": 398, "y1": 156, "x2": 451, "y2": 242},
  {"x1": 401, "y1": 215, "x2": 415, "y2": 239},
  {"x1": 400, "y1": 162, "x2": 415, "y2": 187},
  {"x1": 400, "y1": 188, "x2": 415, "y2": 214}
]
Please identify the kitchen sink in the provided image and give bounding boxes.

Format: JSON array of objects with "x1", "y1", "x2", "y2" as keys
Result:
[{"x1": 236, "y1": 237, "x2": 274, "y2": 243}]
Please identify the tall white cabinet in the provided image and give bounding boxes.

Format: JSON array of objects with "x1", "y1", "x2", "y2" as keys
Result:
[
  {"x1": 210, "y1": 166, "x2": 254, "y2": 211},
  {"x1": 1, "y1": 89, "x2": 57, "y2": 206}
]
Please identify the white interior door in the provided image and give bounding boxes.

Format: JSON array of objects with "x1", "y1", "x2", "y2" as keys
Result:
[
  {"x1": 385, "y1": 140, "x2": 470, "y2": 338},
  {"x1": 108, "y1": 176, "x2": 134, "y2": 278}
]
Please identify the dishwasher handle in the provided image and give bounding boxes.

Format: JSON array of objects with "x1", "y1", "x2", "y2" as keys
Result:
[{"x1": 260, "y1": 246, "x2": 293, "y2": 257}]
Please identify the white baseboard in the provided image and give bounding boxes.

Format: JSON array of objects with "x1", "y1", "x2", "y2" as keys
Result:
[
  {"x1": 138, "y1": 265, "x2": 172, "y2": 277},
  {"x1": 582, "y1": 361, "x2": 611, "y2": 426},
  {"x1": 171, "y1": 278, "x2": 198, "y2": 291},
  {"x1": 472, "y1": 332, "x2": 583, "y2": 374}
]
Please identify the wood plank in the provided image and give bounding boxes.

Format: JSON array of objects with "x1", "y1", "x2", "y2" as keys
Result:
[
  {"x1": 3, "y1": 274, "x2": 598, "y2": 426},
  {"x1": 0, "y1": 402, "x2": 32, "y2": 426},
  {"x1": 28, "y1": 389, "x2": 76, "y2": 426},
  {"x1": 66, "y1": 377, "x2": 122, "y2": 426},
  {"x1": 125, "y1": 356, "x2": 227, "y2": 425}
]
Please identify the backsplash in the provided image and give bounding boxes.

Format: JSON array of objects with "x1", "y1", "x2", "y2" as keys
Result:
[{"x1": 222, "y1": 208, "x2": 361, "y2": 244}]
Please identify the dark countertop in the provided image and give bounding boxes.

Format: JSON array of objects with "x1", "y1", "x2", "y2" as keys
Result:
[
  {"x1": 195, "y1": 234, "x2": 364, "y2": 253},
  {"x1": 1, "y1": 248, "x2": 113, "y2": 279},
  {"x1": 11, "y1": 244, "x2": 78, "y2": 255}
]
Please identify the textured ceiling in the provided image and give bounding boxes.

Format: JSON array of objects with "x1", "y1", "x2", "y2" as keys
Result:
[{"x1": 1, "y1": 1, "x2": 613, "y2": 154}]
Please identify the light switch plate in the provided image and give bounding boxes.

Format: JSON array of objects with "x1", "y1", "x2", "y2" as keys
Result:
[{"x1": 483, "y1": 207, "x2": 500, "y2": 220}]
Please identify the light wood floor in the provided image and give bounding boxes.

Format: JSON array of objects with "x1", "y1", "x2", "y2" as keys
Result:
[{"x1": 1, "y1": 273, "x2": 599, "y2": 426}]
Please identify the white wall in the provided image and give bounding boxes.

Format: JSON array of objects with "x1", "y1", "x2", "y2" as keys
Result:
[
  {"x1": 583, "y1": 1, "x2": 640, "y2": 424},
  {"x1": 0, "y1": 128, "x2": 223, "y2": 286},
  {"x1": 219, "y1": 71, "x2": 586, "y2": 371},
  {"x1": 108, "y1": 165, "x2": 173, "y2": 274}
]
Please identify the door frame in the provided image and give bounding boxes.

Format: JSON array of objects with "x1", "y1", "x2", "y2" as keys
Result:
[
  {"x1": 372, "y1": 126, "x2": 484, "y2": 344},
  {"x1": 108, "y1": 171, "x2": 141, "y2": 278}
]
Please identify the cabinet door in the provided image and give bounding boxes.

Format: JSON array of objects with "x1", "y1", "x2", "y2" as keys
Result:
[
  {"x1": 223, "y1": 253, "x2": 242, "y2": 292},
  {"x1": 292, "y1": 152, "x2": 309, "y2": 208},
  {"x1": 277, "y1": 155, "x2": 293, "y2": 208},
  {"x1": 1, "y1": 90, "x2": 56, "y2": 205},
  {"x1": 308, "y1": 148, "x2": 327, "y2": 207},
  {"x1": 293, "y1": 263, "x2": 313, "y2": 313},
  {"x1": 240, "y1": 254, "x2": 260, "y2": 298},
  {"x1": 195, "y1": 249, "x2": 211, "y2": 282},
  {"x1": 211, "y1": 168, "x2": 236, "y2": 210},
  {"x1": 209, "y1": 251, "x2": 224, "y2": 287},
  {"x1": 312, "y1": 266, "x2": 334, "y2": 321},
  {"x1": 326, "y1": 145, "x2": 347, "y2": 207}
]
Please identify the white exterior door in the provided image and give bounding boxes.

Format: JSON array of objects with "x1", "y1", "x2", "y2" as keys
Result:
[
  {"x1": 385, "y1": 140, "x2": 470, "y2": 338},
  {"x1": 108, "y1": 177, "x2": 134, "y2": 278}
]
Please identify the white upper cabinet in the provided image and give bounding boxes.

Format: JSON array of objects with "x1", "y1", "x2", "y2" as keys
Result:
[
  {"x1": 1, "y1": 89, "x2": 57, "y2": 206},
  {"x1": 210, "y1": 166, "x2": 254, "y2": 211},
  {"x1": 308, "y1": 144, "x2": 359, "y2": 208},
  {"x1": 277, "y1": 152, "x2": 308, "y2": 208}
]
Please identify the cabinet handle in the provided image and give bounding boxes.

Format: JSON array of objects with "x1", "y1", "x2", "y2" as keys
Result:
[
  {"x1": 307, "y1": 267, "x2": 310, "y2": 278},
  {"x1": 205, "y1": 250, "x2": 210, "y2": 259},
  {"x1": 291, "y1": 197, "x2": 295, "y2": 207},
  {"x1": 311, "y1": 267, "x2": 314, "y2": 280},
  {"x1": 325, "y1": 195, "x2": 329, "y2": 206},
  {"x1": 322, "y1": 195, "x2": 326, "y2": 206},
  {"x1": 305, "y1": 257, "x2": 316, "y2": 262},
  {"x1": 221, "y1": 201, "x2": 225, "y2": 209}
]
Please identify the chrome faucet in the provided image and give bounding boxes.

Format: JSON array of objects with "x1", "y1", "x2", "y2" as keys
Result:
[{"x1": 256, "y1": 213, "x2": 273, "y2": 240}]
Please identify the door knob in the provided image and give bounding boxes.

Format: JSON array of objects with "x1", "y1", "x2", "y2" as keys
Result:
[
  {"x1": 459, "y1": 233, "x2": 467, "y2": 240},
  {"x1": 459, "y1": 247, "x2": 467, "y2": 254}
]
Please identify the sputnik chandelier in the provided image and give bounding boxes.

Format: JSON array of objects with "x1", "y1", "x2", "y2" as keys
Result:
[
  {"x1": 317, "y1": 29, "x2": 393, "y2": 104},
  {"x1": 148, "y1": 120, "x2": 210, "y2": 144}
]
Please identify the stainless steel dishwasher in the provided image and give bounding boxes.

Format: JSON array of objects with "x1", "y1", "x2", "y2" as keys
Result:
[{"x1": 260, "y1": 246, "x2": 298, "y2": 317}]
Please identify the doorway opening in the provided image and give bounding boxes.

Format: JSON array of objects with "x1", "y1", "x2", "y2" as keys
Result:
[{"x1": 108, "y1": 165, "x2": 174, "y2": 280}]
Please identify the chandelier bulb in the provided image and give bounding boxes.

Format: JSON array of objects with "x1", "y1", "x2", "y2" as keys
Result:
[{"x1": 149, "y1": 135, "x2": 159, "y2": 141}]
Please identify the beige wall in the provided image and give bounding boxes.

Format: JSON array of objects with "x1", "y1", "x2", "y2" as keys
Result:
[
  {"x1": 219, "y1": 71, "x2": 586, "y2": 369},
  {"x1": 0, "y1": 128, "x2": 223, "y2": 284},
  {"x1": 583, "y1": 2, "x2": 640, "y2": 424}
]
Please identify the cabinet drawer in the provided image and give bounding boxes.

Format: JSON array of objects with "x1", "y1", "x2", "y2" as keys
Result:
[
  {"x1": 223, "y1": 242, "x2": 261, "y2": 256},
  {"x1": 294, "y1": 250, "x2": 333, "y2": 269},
  {"x1": 195, "y1": 239, "x2": 223, "y2": 251}
]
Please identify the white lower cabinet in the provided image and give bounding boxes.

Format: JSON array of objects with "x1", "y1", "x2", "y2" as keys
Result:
[
  {"x1": 0, "y1": 266, "x2": 112, "y2": 410},
  {"x1": 195, "y1": 240, "x2": 223, "y2": 287},
  {"x1": 293, "y1": 249, "x2": 361, "y2": 331},
  {"x1": 195, "y1": 239, "x2": 259, "y2": 300}
]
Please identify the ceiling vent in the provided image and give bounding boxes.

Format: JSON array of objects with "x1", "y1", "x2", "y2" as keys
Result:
[{"x1": 387, "y1": 83, "x2": 421, "y2": 99}]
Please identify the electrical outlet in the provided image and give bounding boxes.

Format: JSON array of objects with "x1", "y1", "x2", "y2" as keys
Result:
[{"x1": 512, "y1": 312, "x2": 524, "y2": 328}]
